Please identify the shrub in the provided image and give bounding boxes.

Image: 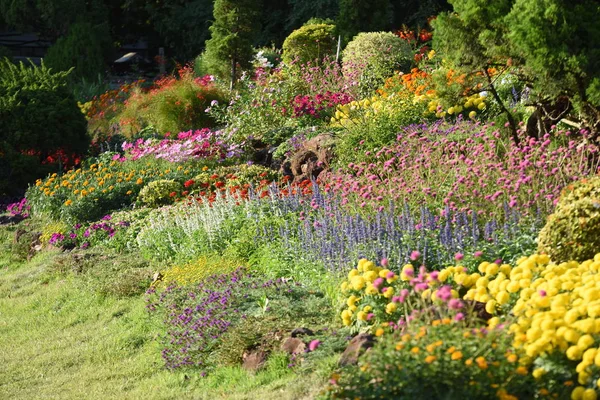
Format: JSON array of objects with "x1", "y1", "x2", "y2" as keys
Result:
[
  {"x1": 282, "y1": 23, "x2": 337, "y2": 66},
  {"x1": 137, "y1": 179, "x2": 182, "y2": 208},
  {"x1": 341, "y1": 32, "x2": 412, "y2": 96},
  {"x1": 0, "y1": 60, "x2": 88, "y2": 195},
  {"x1": 538, "y1": 176, "x2": 600, "y2": 262},
  {"x1": 116, "y1": 68, "x2": 226, "y2": 136}
]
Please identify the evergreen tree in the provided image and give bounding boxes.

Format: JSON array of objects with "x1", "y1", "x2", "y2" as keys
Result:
[
  {"x1": 433, "y1": 0, "x2": 600, "y2": 139},
  {"x1": 202, "y1": 0, "x2": 262, "y2": 89}
]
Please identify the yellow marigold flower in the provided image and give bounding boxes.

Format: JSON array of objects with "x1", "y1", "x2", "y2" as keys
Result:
[
  {"x1": 385, "y1": 302, "x2": 398, "y2": 314},
  {"x1": 425, "y1": 355, "x2": 436, "y2": 364},
  {"x1": 375, "y1": 328, "x2": 385, "y2": 337},
  {"x1": 136, "y1": 178, "x2": 143, "y2": 185},
  {"x1": 532, "y1": 368, "x2": 546, "y2": 379},
  {"x1": 582, "y1": 388, "x2": 598, "y2": 400},
  {"x1": 465, "y1": 358, "x2": 473, "y2": 366},
  {"x1": 126, "y1": 190, "x2": 132, "y2": 195},
  {"x1": 395, "y1": 342, "x2": 404, "y2": 351},
  {"x1": 515, "y1": 366, "x2": 528, "y2": 375},
  {"x1": 451, "y1": 351, "x2": 463, "y2": 360},
  {"x1": 64, "y1": 199, "x2": 72, "y2": 206},
  {"x1": 507, "y1": 354, "x2": 518, "y2": 363},
  {"x1": 410, "y1": 346, "x2": 420, "y2": 354}
]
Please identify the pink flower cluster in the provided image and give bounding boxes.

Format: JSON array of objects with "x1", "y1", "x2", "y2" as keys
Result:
[
  {"x1": 117, "y1": 128, "x2": 243, "y2": 163},
  {"x1": 321, "y1": 121, "x2": 600, "y2": 219},
  {"x1": 290, "y1": 91, "x2": 353, "y2": 118}
]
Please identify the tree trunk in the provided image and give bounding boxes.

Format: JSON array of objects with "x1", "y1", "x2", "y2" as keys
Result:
[{"x1": 230, "y1": 49, "x2": 237, "y2": 91}]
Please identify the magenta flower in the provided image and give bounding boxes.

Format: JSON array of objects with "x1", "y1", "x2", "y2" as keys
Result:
[
  {"x1": 380, "y1": 257, "x2": 389, "y2": 267},
  {"x1": 308, "y1": 340, "x2": 321, "y2": 352},
  {"x1": 448, "y1": 298, "x2": 464, "y2": 310},
  {"x1": 409, "y1": 250, "x2": 421, "y2": 261},
  {"x1": 455, "y1": 313, "x2": 465, "y2": 321},
  {"x1": 473, "y1": 251, "x2": 484, "y2": 258},
  {"x1": 454, "y1": 253, "x2": 464, "y2": 261}
]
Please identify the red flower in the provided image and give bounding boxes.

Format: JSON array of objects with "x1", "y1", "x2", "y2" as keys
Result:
[
  {"x1": 169, "y1": 191, "x2": 177, "y2": 197},
  {"x1": 215, "y1": 181, "x2": 225, "y2": 188},
  {"x1": 184, "y1": 179, "x2": 195, "y2": 188}
]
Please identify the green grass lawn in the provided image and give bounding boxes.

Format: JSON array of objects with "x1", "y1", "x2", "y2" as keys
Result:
[{"x1": 0, "y1": 246, "x2": 328, "y2": 399}]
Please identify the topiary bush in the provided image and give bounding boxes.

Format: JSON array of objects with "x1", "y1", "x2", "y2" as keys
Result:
[
  {"x1": 282, "y1": 22, "x2": 337, "y2": 66},
  {"x1": 538, "y1": 176, "x2": 600, "y2": 262},
  {"x1": 341, "y1": 31, "x2": 413, "y2": 96},
  {"x1": 137, "y1": 179, "x2": 183, "y2": 208},
  {"x1": 0, "y1": 59, "x2": 88, "y2": 195}
]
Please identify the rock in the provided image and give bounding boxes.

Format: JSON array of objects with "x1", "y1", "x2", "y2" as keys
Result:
[
  {"x1": 339, "y1": 333, "x2": 375, "y2": 366},
  {"x1": 280, "y1": 337, "x2": 306, "y2": 355},
  {"x1": 291, "y1": 327, "x2": 314, "y2": 338},
  {"x1": 242, "y1": 349, "x2": 268, "y2": 372},
  {"x1": 285, "y1": 133, "x2": 335, "y2": 183}
]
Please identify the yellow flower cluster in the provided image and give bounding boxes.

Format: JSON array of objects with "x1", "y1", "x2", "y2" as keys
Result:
[
  {"x1": 158, "y1": 256, "x2": 244, "y2": 287},
  {"x1": 418, "y1": 92, "x2": 488, "y2": 119},
  {"x1": 330, "y1": 96, "x2": 386, "y2": 127},
  {"x1": 339, "y1": 258, "x2": 398, "y2": 328},
  {"x1": 436, "y1": 253, "x2": 600, "y2": 400}
]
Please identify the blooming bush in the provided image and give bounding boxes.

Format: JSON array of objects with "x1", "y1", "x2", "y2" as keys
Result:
[
  {"x1": 26, "y1": 155, "x2": 206, "y2": 223},
  {"x1": 322, "y1": 120, "x2": 600, "y2": 220},
  {"x1": 322, "y1": 319, "x2": 536, "y2": 400},
  {"x1": 116, "y1": 128, "x2": 243, "y2": 164},
  {"x1": 426, "y1": 252, "x2": 600, "y2": 399}
]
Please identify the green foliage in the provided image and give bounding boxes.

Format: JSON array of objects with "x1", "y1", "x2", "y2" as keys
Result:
[
  {"x1": 336, "y1": 0, "x2": 393, "y2": 44},
  {"x1": 341, "y1": 32, "x2": 413, "y2": 96},
  {"x1": 202, "y1": 0, "x2": 263, "y2": 86},
  {"x1": 137, "y1": 179, "x2": 182, "y2": 208},
  {"x1": 282, "y1": 23, "x2": 337, "y2": 66},
  {"x1": 44, "y1": 21, "x2": 111, "y2": 82},
  {"x1": 0, "y1": 59, "x2": 88, "y2": 195},
  {"x1": 538, "y1": 177, "x2": 600, "y2": 263}
]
